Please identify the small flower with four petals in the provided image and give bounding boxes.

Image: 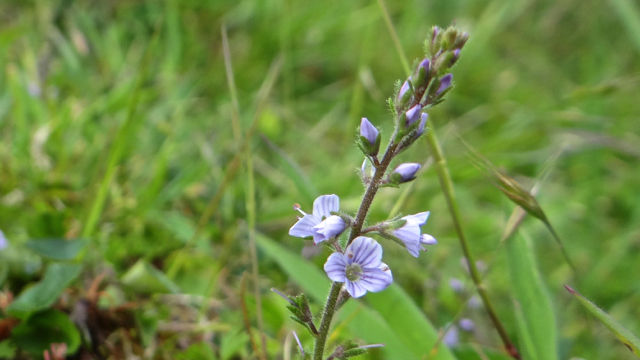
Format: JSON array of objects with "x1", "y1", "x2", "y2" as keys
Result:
[
  {"x1": 289, "y1": 195, "x2": 347, "y2": 244},
  {"x1": 324, "y1": 236, "x2": 393, "y2": 298}
]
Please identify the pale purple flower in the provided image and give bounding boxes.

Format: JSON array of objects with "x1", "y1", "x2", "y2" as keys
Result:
[
  {"x1": 360, "y1": 117, "x2": 379, "y2": 145},
  {"x1": 405, "y1": 104, "x2": 422, "y2": 126},
  {"x1": 289, "y1": 195, "x2": 346, "y2": 244},
  {"x1": 459, "y1": 318, "x2": 475, "y2": 332},
  {"x1": 324, "y1": 236, "x2": 393, "y2": 298},
  {"x1": 0, "y1": 230, "x2": 7, "y2": 250},
  {"x1": 391, "y1": 211, "x2": 436, "y2": 257},
  {"x1": 391, "y1": 163, "x2": 421, "y2": 183},
  {"x1": 436, "y1": 74, "x2": 453, "y2": 96},
  {"x1": 449, "y1": 278, "x2": 464, "y2": 293},
  {"x1": 443, "y1": 326, "x2": 459, "y2": 347}
]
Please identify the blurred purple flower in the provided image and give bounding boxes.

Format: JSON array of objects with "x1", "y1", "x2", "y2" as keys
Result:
[
  {"x1": 443, "y1": 326, "x2": 459, "y2": 347},
  {"x1": 324, "y1": 237, "x2": 393, "y2": 298},
  {"x1": 0, "y1": 230, "x2": 7, "y2": 250},
  {"x1": 459, "y1": 318, "x2": 475, "y2": 332}
]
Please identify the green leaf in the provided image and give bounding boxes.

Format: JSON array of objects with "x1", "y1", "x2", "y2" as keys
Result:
[
  {"x1": 506, "y1": 233, "x2": 557, "y2": 360},
  {"x1": 7, "y1": 263, "x2": 82, "y2": 318},
  {"x1": 565, "y1": 285, "x2": 640, "y2": 356},
  {"x1": 256, "y1": 233, "x2": 456, "y2": 360},
  {"x1": 11, "y1": 309, "x2": 81, "y2": 355},
  {"x1": 121, "y1": 259, "x2": 181, "y2": 295},
  {"x1": 25, "y1": 239, "x2": 87, "y2": 260}
]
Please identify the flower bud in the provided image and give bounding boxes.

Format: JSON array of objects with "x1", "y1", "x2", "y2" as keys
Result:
[
  {"x1": 412, "y1": 58, "x2": 431, "y2": 89},
  {"x1": 388, "y1": 163, "x2": 421, "y2": 185},
  {"x1": 436, "y1": 73, "x2": 453, "y2": 96},
  {"x1": 359, "y1": 117, "x2": 378, "y2": 145},
  {"x1": 396, "y1": 77, "x2": 412, "y2": 107},
  {"x1": 404, "y1": 104, "x2": 422, "y2": 127},
  {"x1": 415, "y1": 113, "x2": 427, "y2": 138},
  {"x1": 357, "y1": 117, "x2": 381, "y2": 157}
]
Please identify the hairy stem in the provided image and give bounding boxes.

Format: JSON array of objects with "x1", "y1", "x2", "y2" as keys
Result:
[
  {"x1": 313, "y1": 132, "x2": 399, "y2": 360},
  {"x1": 424, "y1": 120, "x2": 521, "y2": 360}
]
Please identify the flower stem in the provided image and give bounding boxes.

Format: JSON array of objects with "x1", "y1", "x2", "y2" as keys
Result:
[
  {"x1": 424, "y1": 120, "x2": 521, "y2": 360},
  {"x1": 313, "y1": 282, "x2": 342, "y2": 360},
  {"x1": 313, "y1": 133, "x2": 399, "y2": 360}
]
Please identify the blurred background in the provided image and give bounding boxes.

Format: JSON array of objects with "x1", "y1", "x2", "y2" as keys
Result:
[{"x1": 1, "y1": 0, "x2": 639, "y2": 359}]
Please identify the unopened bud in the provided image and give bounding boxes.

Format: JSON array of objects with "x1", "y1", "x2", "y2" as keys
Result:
[{"x1": 388, "y1": 163, "x2": 421, "y2": 184}]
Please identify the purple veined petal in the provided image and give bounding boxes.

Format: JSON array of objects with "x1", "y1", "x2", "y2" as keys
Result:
[
  {"x1": 289, "y1": 214, "x2": 321, "y2": 238},
  {"x1": 403, "y1": 211, "x2": 430, "y2": 226},
  {"x1": 405, "y1": 105, "x2": 422, "y2": 126},
  {"x1": 360, "y1": 118, "x2": 379, "y2": 145},
  {"x1": 346, "y1": 279, "x2": 367, "y2": 298},
  {"x1": 312, "y1": 215, "x2": 346, "y2": 240},
  {"x1": 404, "y1": 240, "x2": 422, "y2": 258},
  {"x1": 324, "y1": 253, "x2": 348, "y2": 282},
  {"x1": 391, "y1": 223, "x2": 421, "y2": 244},
  {"x1": 420, "y1": 234, "x2": 437, "y2": 245},
  {"x1": 313, "y1": 194, "x2": 340, "y2": 219},
  {"x1": 349, "y1": 237, "x2": 382, "y2": 268},
  {"x1": 360, "y1": 264, "x2": 393, "y2": 292}
]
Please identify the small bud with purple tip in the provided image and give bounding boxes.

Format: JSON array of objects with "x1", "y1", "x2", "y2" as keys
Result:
[
  {"x1": 404, "y1": 104, "x2": 422, "y2": 127},
  {"x1": 436, "y1": 73, "x2": 453, "y2": 96},
  {"x1": 357, "y1": 117, "x2": 381, "y2": 157},
  {"x1": 388, "y1": 163, "x2": 421, "y2": 186},
  {"x1": 412, "y1": 58, "x2": 431, "y2": 89},
  {"x1": 396, "y1": 77, "x2": 413, "y2": 108}
]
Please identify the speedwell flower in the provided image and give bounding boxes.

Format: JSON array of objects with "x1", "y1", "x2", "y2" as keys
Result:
[
  {"x1": 391, "y1": 211, "x2": 437, "y2": 257},
  {"x1": 289, "y1": 195, "x2": 347, "y2": 244},
  {"x1": 324, "y1": 236, "x2": 393, "y2": 298}
]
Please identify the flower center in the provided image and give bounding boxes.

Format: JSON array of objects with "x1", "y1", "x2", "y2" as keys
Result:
[{"x1": 345, "y1": 263, "x2": 363, "y2": 282}]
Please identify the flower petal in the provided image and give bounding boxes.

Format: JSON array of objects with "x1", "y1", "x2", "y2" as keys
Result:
[
  {"x1": 391, "y1": 223, "x2": 421, "y2": 244},
  {"x1": 346, "y1": 280, "x2": 367, "y2": 298},
  {"x1": 403, "y1": 240, "x2": 422, "y2": 258},
  {"x1": 289, "y1": 215, "x2": 321, "y2": 238},
  {"x1": 420, "y1": 234, "x2": 437, "y2": 245},
  {"x1": 324, "y1": 253, "x2": 347, "y2": 282},
  {"x1": 403, "y1": 211, "x2": 430, "y2": 226},
  {"x1": 361, "y1": 264, "x2": 393, "y2": 293},
  {"x1": 349, "y1": 236, "x2": 382, "y2": 268},
  {"x1": 312, "y1": 215, "x2": 346, "y2": 240},
  {"x1": 313, "y1": 195, "x2": 340, "y2": 219}
]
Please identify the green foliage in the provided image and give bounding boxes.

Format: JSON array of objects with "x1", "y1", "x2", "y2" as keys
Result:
[
  {"x1": 11, "y1": 309, "x2": 81, "y2": 356},
  {"x1": 0, "y1": 0, "x2": 639, "y2": 358},
  {"x1": 7, "y1": 263, "x2": 81, "y2": 318}
]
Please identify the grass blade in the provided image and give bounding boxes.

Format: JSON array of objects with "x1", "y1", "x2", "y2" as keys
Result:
[
  {"x1": 565, "y1": 285, "x2": 640, "y2": 357},
  {"x1": 506, "y1": 232, "x2": 557, "y2": 360}
]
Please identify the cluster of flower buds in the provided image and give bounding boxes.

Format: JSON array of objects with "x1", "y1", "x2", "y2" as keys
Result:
[{"x1": 393, "y1": 26, "x2": 468, "y2": 150}]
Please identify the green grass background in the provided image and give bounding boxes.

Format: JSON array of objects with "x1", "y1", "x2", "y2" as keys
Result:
[{"x1": 1, "y1": 0, "x2": 640, "y2": 359}]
